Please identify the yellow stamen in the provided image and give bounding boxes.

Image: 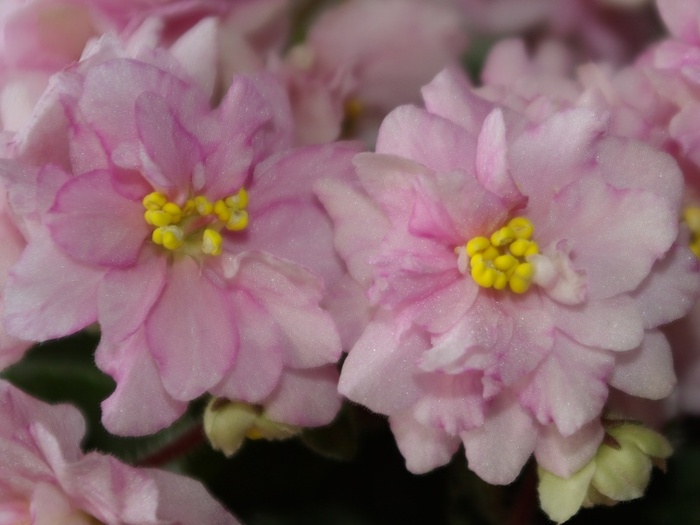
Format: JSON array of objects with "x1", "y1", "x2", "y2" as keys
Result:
[
  {"x1": 507, "y1": 217, "x2": 534, "y2": 240},
  {"x1": 160, "y1": 226, "x2": 184, "y2": 250},
  {"x1": 461, "y1": 217, "x2": 539, "y2": 294},
  {"x1": 225, "y1": 188, "x2": 248, "y2": 210},
  {"x1": 213, "y1": 200, "x2": 230, "y2": 222},
  {"x1": 144, "y1": 210, "x2": 173, "y2": 227},
  {"x1": 143, "y1": 188, "x2": 249, "y2": 256},
  {"x1": 202, "y1": 228, "x2": 223, "y2": 256},
  {"x1": 466, "y1": 236, "x2": 490, "y2": 257},
  {"x1": 162, "y1": 202, "x2": 182, "y2": 223},
  {"x1": 509, "y1": 263, "x2": 535, "y2": 294},
  {"x1": 490, "y1": 226, "x2": 515, "y2": 247},
  {"x1": 195, "y1": 196, "x2": 213, "y2": 215},
  {"x1": 142, "y1": 191, "x2": 167, "y2": 210},
  {"x1": 226, "y1": 210, "x2": 249, "y2": 231},
  {"x1": 684, "y1": 206, "x2": 700, "y2": 259}
]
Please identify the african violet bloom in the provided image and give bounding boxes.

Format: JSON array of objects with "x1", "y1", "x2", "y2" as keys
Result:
[
  {"x1": 1, "y1": 39, "x2": 354, "y2": 436},
  {"x1": 274, "y1": 0, "x2": 467, "y2": 145},
  {"x1": 0, "y1": 380, "x2": 239, "y2": 524},
  {"x1": 317, "y1": 67, "x2": 697, "y2": 484}
]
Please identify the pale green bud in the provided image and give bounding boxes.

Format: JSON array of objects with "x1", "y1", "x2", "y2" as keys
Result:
[
  {"x1": 538, "y1": 420, "x2": 672, "y2": 524},
  {"x1": 203, "y1": 398, "x2": 301, "y2": 457}
]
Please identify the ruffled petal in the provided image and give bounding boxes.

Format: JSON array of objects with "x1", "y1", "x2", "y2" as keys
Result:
[
  {"x1": 135, "y1": 92, "x2": 204, "y2": 190},
  {"x1": 229, "y1": 251, "x2": 341, "y2": 368},
  {"x1": 339, "y1": 319, "x2": 426, "y2": 415},
  {"x1": 98, "y1": 250, "x2": 167, "y2": 343},
  {"x1": 461, "y1": 393, "x2": 537, "y2": 485},
  {"x1": 47, "y1": 170, "x2": 148, "y2": 267},
  {"x1": 146, "y1": 258, "x2": 237, "y2": 400},
  {"x1": 609, "y1": 330, "x2": 676, "y2": 400},
  {"x1": 264, "y1": 366, "x2": 342, "y2": 427},
  {"x1": 3, "y1": 233, "x2": 103, "y2": 341},
  {"x1": 96, "y1": 330, "x2": 187, "y2": 436},
  {"x1": 390, "y1": 410, "x2": 461, "y2": 474},
  {"x1": 534, "y1": 420, "x2": 604, "y2": 478},
  {"x1": 211, "y1": 290, "x2": 284, "y2": 404},
  {"x1": 547, "y1": 295, "x2": 645, "y2": 352},
  {"x1": 537, "y1": 176, "x2": 677, "y2": 300},
  {"x1": 519, "y1": 333, "x2": 614, "y2": 436}
]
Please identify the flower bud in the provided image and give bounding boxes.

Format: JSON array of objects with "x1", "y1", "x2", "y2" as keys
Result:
[
  {"x1": 203, "y1": 398, "x2": 301, "y2": 457},
  {"x1": 538, "y1": 420, "x2": 672, "y2": 523}
]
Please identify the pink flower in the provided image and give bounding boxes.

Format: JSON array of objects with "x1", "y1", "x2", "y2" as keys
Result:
[
  {"x1": 0, "y1": 380, "x2": 239, "y2": 524},
  {"x1": 272, "y1": 0, "x2": 467, "y2": 145},
  {"x1": 317, "y1": 67, "x2": 697, "y2": 483},
  {"x1": 1, "y1": 41, "x2": 355, "y2": 436},
  {"x1": 0, "y1": 0, "x2": 288, "y2": 132}
]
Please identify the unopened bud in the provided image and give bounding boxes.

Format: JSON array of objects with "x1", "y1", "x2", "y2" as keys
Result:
[
  {"x1": 538, "y1": 420, "x2": 672, "y2": 523},
  {"x1": 203, "y1": 398, "x2": 301, "y2": 457}
]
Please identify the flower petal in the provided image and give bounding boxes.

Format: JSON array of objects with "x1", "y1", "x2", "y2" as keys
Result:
[
  {"x1": 390, "y1": 410, "x2": 461, "y2": 474},
  {"x1": 609, "y1": 330, "x2": 676, "y2": 400},
  {"x1": 96, "y1": 330, "x2": 187, "y2": 436},
  {"x1": 146, "y1": 258, "x2": 237, "y2": 400},
  {"x1": 47, "y1": 170, "x2": 148, "y2": 267},
  {"x1": 3, "y1": 233, "x2": 103, "y2": 341}
]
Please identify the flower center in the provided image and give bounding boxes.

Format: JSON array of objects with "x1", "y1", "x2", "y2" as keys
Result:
[
  {"x1": 142, "y1": 189, "x2": 249, "y2": 256},
  {"x1": 458, "y1": 217, "x2": 539, "y2": 293},
  {"x1": 684, "y1": 207, "x2": 700, "y2": 258}
]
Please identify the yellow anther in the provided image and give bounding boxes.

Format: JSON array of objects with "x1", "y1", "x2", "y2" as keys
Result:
[
  {"x1": 684, "y1": 207, "x2": 700, "y2": 232},
  {"x1": 144, "y1": 210, "x2": 173, "y2": 227},
  {"x1": 490, "y1": 226, "x2": 515, "y2": 247},
  {"x1": 162, "y1": 202, "x2": 182, "y2": 223},
  {"x1": 202, "y1": 228, "x2": 223, "y2": 256},
  {"x1": 507, "y1": 217, "x2": 534, "y2": 240},
  {"x1": 493, "y1": 271, "x2": 508, "y2": 290},
  {"x1": 182, "y1": 199, "x2": 195, "y2": 215},
  {"x1": 213, "y1": 200, "x2": 231, "y2": 222},
  {"x1": 508, "y1": 263, "x2": 535, "y2": 294},
  {"x1": 692, "y1": 241, "x2": 700, "y2": 259},
  {"x1": 195, "y1": 196, "x2": 214, "y2": 215},
  {"x1": 494, "y1": 254, "x2": 518, "y2": 271},
  {"x1": 471, "y1": 263, "x2": 498, "y2": 288},
  {"x1": 524, "y1": 241, "x2": 539, "y2": 257},
  {"x1": 160, "y1": 226, "x2": 184, "y2": 250},
  {"x1": 225, "y1": 188, "x2": 248, "y2": 210},
  {"x1": 513, "y1": 262, "x2": 534, "y2": 280},
  {"x1": 466, "y1": 236, "x2": 491, "y2": 257},
  {"x1": 463, "y1": 217, "x2": 539, "y2": 294},
  {"x1": 226, "y1": 210, "x2": 249, "y2": 231},
  {"x1": 482, "y1": 245, "x2": 499, "y2": 261},
  {"x1": 152, "y1": 228, "x2": 164, "y2": 245},
  {"x1": 142, "y1": 191, "x2": 167, "y2": 210}
]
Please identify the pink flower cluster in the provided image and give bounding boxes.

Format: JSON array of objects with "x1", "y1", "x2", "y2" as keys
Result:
[{"x1": 0, "y1": 0, "x2": 699, "y2": 522}]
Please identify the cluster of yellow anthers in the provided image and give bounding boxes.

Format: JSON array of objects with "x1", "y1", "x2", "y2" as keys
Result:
[
  {"x1": 462, "y1": 217, "x2": 539, "y2": 294},
  {"x1": 684, "y1": 207, "x2": 700, "y2": 259},
  {"x1": 142, "y1": 189, "x2": 249, "y2": 256}
]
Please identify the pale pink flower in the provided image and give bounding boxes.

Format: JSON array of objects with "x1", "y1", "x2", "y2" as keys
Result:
[
  {"x1": 272, "y1": 0, "x2": 467, "y2": 145},
  {"x1": 0, "y1": 0, "x2": 288, "y2": 131},
  {"x1": 317, "y1": 67, "x2": 697, "y2": 483},
  {"x1": 0, "y1": 380, "x2": 239, "y2": 524},
  {"x1": 1, "y1": 40, "x2": 354, "y2": 436}
]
